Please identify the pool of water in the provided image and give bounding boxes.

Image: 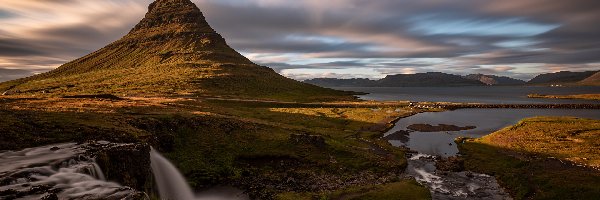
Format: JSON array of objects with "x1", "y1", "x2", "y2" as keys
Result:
[{"x1": 384, "y1": 109, "x2": 600, "y2": 157}]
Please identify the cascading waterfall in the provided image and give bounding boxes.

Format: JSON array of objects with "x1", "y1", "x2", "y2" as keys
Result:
[
  {"x1": 150, "y1": 147, "x2": 196, "y2": 200},
  {"x1": 149, "y1": 148, "x2": 249, "y2": 200},
  {"x1": 0, "y1": 143, "x2": 140, "y2": 199},
  {"x1": 0, "y1": 143, "x2": 247, "y2": 200}
]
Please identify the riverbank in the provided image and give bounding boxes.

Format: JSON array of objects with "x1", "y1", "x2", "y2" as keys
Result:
[{"x1": 458, "y1": 117, "x2": 600, "y2": 199}]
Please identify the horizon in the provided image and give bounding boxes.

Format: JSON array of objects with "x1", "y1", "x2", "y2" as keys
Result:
[{"x1": 1, "y1": 0, "x2": 600, "y2": 82}]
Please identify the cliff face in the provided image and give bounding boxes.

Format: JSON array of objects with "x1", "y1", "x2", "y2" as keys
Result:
[{"x1": 0, "y1": 0, "x2": 352, "y2": 102}]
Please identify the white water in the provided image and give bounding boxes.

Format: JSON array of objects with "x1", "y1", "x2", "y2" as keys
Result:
[
  {"x1": 0, "y1": 143, "x2": 140, "y2": 199},
  {"x1": 150, "y1": 148, "x2": 249, "y2": 200},
  {"x1": 150, "y1": 148, "x2": 196, "y2": 200},
  {"x1": 406, "y1": 153, "x2": 512, "y2": 200}
]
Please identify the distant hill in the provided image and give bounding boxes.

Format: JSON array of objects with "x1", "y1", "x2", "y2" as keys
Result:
[
  {"x1": 464, "y1": 74, "x2": 526, "y2": 85},
  {"x1": 578, "y1": 71, "x2": 600, "y2": 86},
  {"x1": 303, "y1": 78, "x2": 376, "y2": 87},
  {"x1": 378, "y1": 72, "x2": 485, "y2": 87},
  {"x1": 527, "y1": 71, "x2": 598, "y2": 85},
  {"x1": 0, "y1": 0, "x2": 352, "y2": 102},
  {"x1": 305, "y1": 72, "x2": 485, "y2": 87}
]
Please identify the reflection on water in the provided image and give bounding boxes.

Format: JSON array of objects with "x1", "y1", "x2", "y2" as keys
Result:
[
  {"x1": 385, "y1": 109, "x2": 600, "y2": 157},
  {"x1": 334, "y1": 86, "x2": 600, "y2": 104}
]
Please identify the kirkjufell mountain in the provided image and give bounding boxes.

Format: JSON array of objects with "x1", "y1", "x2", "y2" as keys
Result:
[{"x1": 0, "y1": 0, "x2": 351, "y2": 101}]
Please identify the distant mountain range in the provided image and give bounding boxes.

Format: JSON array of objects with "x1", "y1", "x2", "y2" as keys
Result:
[
  {"x1": 304, "y1": 71, "x2": 600, "y2": 87},
  {"x1": 464, "y1": 74, "x2": 526, "y2": 85}
]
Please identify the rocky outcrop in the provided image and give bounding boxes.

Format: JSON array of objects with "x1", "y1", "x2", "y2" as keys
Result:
[{"x1": 94, "y1": 143, "x2": 152, "y2": 192}]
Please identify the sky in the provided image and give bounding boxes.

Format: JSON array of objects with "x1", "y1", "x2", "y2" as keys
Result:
[{"x1": 0, "y1": 0, "x2": 599, "y2": 82}]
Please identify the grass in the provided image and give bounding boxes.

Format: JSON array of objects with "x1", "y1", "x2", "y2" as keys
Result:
[
  {"x1": 0, "y1": 96, "x2": 428, "y2": 199},
  {"x1": 458, "y1": 117, "x2": 600, "y2": 200},
  {"x1": 528, "y1": 93, "x2": 600, "y2": 101}
]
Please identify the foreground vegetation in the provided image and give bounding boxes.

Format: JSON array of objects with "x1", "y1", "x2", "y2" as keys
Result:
[
  {"x1": 0, "y1": 96, "x2": 429, "y2": 199},
  {"x1": 528, "y1": 93, "x2": 600, "y2": 101},
  {"x1": 458, "y1": 117, "x2": 600, "y2": 200}
]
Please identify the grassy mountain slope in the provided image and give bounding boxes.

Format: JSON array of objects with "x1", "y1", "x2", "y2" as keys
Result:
[
  {"x1": 578, "y1": 71, "x2": 600, "y2": 86},
  {"x1": 0, "y1": 0, "x2": 352, "y2": 102},
  {"x1": 527, "y1": 70, "x2": 598, "y2": 85}
]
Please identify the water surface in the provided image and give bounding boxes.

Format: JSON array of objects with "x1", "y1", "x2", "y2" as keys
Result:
[
  {"x1": 385, "y1": 109, "x2": 600, "y2": 157},
  {"x1": 334, "y1": 86, "x2": 600, "y2": 104}
]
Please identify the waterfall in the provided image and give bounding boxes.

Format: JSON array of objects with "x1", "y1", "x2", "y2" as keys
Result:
[
  {"x1": 149, "y1": 148, "x2": 249, "y2": 200},
  {"x1": 150, "y1": 148, "x2": 196, "y2": 200},
  {"x1": 0, "y1": 143, "x2": 140, "y2": 199}
]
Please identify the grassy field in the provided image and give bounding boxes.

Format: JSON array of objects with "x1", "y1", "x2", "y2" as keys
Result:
[
  {"x1": 0, "y1": 96, "x2": 430, "y2": 199},
  {"x1": 458, "y1": 117, "x2": 600, "y2": 200},
  {"x1": 528, "y1": 93, "x2": 600, "y2": 101}
]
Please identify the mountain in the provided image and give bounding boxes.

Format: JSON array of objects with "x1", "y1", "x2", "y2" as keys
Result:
[
  {"x1": 0, "y1": 0, "x2": 352, "y2": 101},
  {"x1": 464, "y1": 74, "x2": 526, "y2": 85},
  {"x1": 376, "y1": 72, "x2": 485, "y2": 87},
  {"x1": 303, "y1": 78, "x2": 376, "y2": 87},
  {"x1": 578, "y1": 71, "x2": 600, "y2": 86},
  {"x1": 527, "y1": 71, "x2": 598, "y2": 85}
]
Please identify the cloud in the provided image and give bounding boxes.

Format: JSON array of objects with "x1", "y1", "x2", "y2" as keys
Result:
[{"x1": 0, "y1": 0, "x2": 599, "y2": 81}]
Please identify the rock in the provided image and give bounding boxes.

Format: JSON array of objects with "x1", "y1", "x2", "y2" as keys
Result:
[
  {"x1": 289, "y1": 134, "x2": 326, "y2": 148},
  {"x1": 50, "y1": 146, "x2": 60, "y2": 151},
  {"x1": 94, "y1": 143, "x2": 151, "y2": 191},
  {"x1": 436, "y1": 156, "x2": 465, "y2": 172}
]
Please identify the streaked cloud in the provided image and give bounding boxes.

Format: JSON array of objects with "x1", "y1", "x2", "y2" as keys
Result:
[{"x1": 0, "y1": 0, "x2": 599, "y2": 81}]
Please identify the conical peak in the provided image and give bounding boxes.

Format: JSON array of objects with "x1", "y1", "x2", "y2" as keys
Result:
[
  {"x1": 128, "y1": 0, "x2": 215, "y2": 35},
  {"x1": 148, "y1": 0, "x2": 196, "y2": 14}
]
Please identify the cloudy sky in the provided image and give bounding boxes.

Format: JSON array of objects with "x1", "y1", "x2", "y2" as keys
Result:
[{"x1": 1, "y1": 0, "x2": 599, "y2": 82}]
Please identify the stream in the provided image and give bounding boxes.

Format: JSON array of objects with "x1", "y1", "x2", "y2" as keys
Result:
[
  {"x1": 0, "y1": 143, "x2": 142, "y2": 199},
  {"x1": 387, "y1": 108, "x2": 600, "y2": 200}
]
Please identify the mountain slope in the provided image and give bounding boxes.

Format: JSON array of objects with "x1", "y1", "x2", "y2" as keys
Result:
[
  {"x1": 377, "y1": 72, "x2": 485, "y2": 87},
  {"x1": 464, "y1": 74, "x2": 526, "y2": 85},
  {"x1": 0, "y1": 0, "x2": 352, "y2": 101},
  {"x1": 527, "y1": 71, "x2": 598, "y2": 85},
  {"x1": 578, "y1": 71, "x2": 600, "y2": 86}
]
